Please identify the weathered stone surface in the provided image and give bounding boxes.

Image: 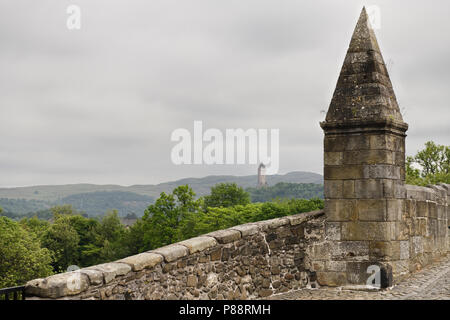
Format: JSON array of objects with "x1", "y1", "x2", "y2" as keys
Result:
[
  {"x1": 257, "y1": 217, "x2": 289, "y2": 230},
  {"x1": 325, "y1": 200, "x2": 357, "y2": 221},
  {"x1": 88, "y1": 263, "x2": 131, "y2": 283},
  {"x1": 230, "y1": 223, "x2": 259, "y2": 237},
  {"x1": 79, "y1": 268, "x2": 104, "y2": 285},
  {"x1": 152, "y1": 244, "x2": 189, "y2": 262},
  {"x1": 286, "y1": 210, "x2": 324, "y2": 226},
  {"x1": 324, "y1": 165, "x2": 365, "y2": 180},
  {"x1": 316, "y1": 272, "x2": 347, "y2": 287},
  {"x1": 354, "y1": 179, "x2": 384, "y2": 199},
  {"x1": 323, "y1": 8, "x2": 404, "y2": 123},
  {"x1": 324, "y1": 152, "x2": 343, "y2": 166},
  {"x1": 331, "y1": 241, "x2": 369, "y2": 261},
  {"x1": 356, "y1": 199, "x2": 387, "y2": 221},
  {"x1": 324, "y1": 180, "x2": 343, "y2": 198},
  {"x1": 25, "y1": 272, "x2": 89, "y2": 298},
  {"x1": 118, "y1": 252, "x2": 163, "y2": 271},
  {"x1": 206, "y1": 229, "x2": 241, "y2": 244},
  {"x1": 179, "y1": 236, "x2": 217, "y2": 254}
]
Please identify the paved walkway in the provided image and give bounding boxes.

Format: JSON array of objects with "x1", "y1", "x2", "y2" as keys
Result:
[{"x1": 268, "y1": 256, "x2": 450, "y2": 300}]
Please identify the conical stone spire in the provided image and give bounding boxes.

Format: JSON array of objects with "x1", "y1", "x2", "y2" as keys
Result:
[{"x1": 324, "y1": 7, "x2": 405, "y2": 125}]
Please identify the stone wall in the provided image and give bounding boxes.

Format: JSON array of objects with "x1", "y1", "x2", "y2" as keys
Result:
[
  {"x1": 25, "y1": 210, "x2": 325, "y2": 300},
  {"x1": 309, "y1": 183, "x2": 449, "y2": 287},
  {"x1": 403, "y1": 184, "x2": 449, "y2": 276}
]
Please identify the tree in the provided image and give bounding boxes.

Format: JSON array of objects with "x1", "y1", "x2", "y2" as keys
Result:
[
  {"x1": 19, "y1": 216, "x2": 50, "y2": 240},
  {"x1": 41, "y1": 214, "x2": 80, "y2": 272},
  {"x1": 141, "y1": 185, "x2": 201, "y2": 249},
  {"x1": 0, "y1": 217, "x2": 53, "y2": 288},
  {"x1": 203, "y1": 183, "x2": 250, "y2": 208},
  {"x1": 97, "y1": 210, "x2": 128, "y2": 261},
  {"x1": 406, "y1": 141, "x2": 449, "y2": 186}
]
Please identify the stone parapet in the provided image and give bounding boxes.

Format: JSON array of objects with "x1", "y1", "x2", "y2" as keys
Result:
[{"x1": 25, "y1": 210, "x2": 325, "y2": 300}]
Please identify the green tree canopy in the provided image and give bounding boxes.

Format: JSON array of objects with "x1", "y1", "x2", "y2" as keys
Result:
[
  {"x1": 406, "y1": 141, "x2": 449, "y2": 186},
  {"x1": 0, "y1": 216, "x2": 53, "y2": 288},
  {"x1": 203, "y1": 183, "x2": 250, "y2": 208},
  {"x1": 41, "y1": 214, "x2": 80, "y2": 272},
  {"x1": 141, "y1": 185, "x2": 202, "y2": 250}
]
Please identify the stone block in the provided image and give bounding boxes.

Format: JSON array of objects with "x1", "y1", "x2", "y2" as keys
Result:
[
  {"x1": 356, "y1": 199, "x2": 387, "y2": 221},
  {"x1": 326, "y1": 261, "x2": 347, "y2": 272},
  {"x1": 79, "y1": 268, "x2": 104, "y2": 285},
  {"x1": 343, "y1": 180, "x2": 355, "y2": 198},
  {"x1": 354, "y1": 179, "x2": 384, "y2": 199},
  {"x1": 394, "y1": 151, "x2": 405, "y2": 166},
  {"x1": 206, "y1": 229, "x2": 241, "y2": 244},
  {"x1": 368, "y1": 222, "x2": 395, "y2": 241},
  {"x1": 382, "y1": 179, "x2": 394, "y2": 198},
  {"x1": 257, "y1": 217, "x2": 289, "y2": 230},
  {"x1": 230, "y1": 223, "x2": 259, "y2": 237},
  {"x1": 341, "y1": 222, "x2": 368, "y2": 240},
  {"x1": 394, "y1": 181, "x2": 406, "y2": 199},
  {"x1": 369, "y1": 134, "x2": 404, "y2": 152},
  {"x1": 324, "y1": 165, "x2": 365, "y2": 180},
  {"x1": 324, "y1": 152, "x2": 344, "y2": 165},
  {"x1": 386, "y1": 199, "x2": 405, "y2": 221},
  {"x1": 342, "y1": 222, "x2": 394, "y2": 241},
  {"x1": 364, "y1": 164, "x2": 401, "y2": 179},
  {"x1": 324, "y1": 180, "x2": 343, "y2": 198},
  {"x1": 344, "y1": 150, "x2": 394, "y2": 165},
  {"x1": 331, "y1": 241, "x2": 369, "y2": 260},
  {"x1": 286, "y1": 210, "x2": 324, "y2": 226},
  {"x1": 324, "y1": 136, "x2": 345, "y2": 152},
  {"x1": 428, "y1": 202, "x2": 438, "y2": 219},
  {"x1": 405, "y1": 185, "x2": 429, "y2": 201},
  {"x1": 310, "y1": 243, "x2": 331, "y2": 260},
  {"x1": 325, "y1": 222, "x2": 341, "y2": 241},
  {"x1": 399, "y1": 241, "x2": 410, "y2": 260},
  {"x1": 179, "y1": 236, "x2": 217, "y2": 254},
  {"x1": 411, "y1": 236, "x2": 423, "y2": 256},
  {"x1": 316, "y1": 272, "x2": 347, "y2": 287},
  {"x1": 25, "y1": 272, "x2": 90, "y2": 299},
  {"x1": 118, "y1": 252, "x2": 163, "y2": 271},
  {"x1": 325, "y1": 199, "x2": 357, "y2": 221},
  {"x1": 369, "y1": 241, "x2": 392, "y2": 260},
  {"x1": 152, "y1": 244, "x2": 189, "y2": 262},
  {"x1": 88, "y1": 262, "x2": 131, "y2": 284},
  {"x1": 187, "y1": 275, "x2": 198, "y2": 287}
]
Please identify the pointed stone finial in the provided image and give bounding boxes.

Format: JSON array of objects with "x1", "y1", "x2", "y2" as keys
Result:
[{"x1": 322, "y1": 7, "x2": 407, "y2": 129}]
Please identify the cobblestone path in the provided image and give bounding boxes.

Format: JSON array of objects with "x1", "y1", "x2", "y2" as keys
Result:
[{"x1": 268, "y1": 256, "x2": 450, "y2": 300}]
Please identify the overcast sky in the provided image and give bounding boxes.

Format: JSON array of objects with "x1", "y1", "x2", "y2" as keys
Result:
[{"x1": 0, "y1": 0, "x2": 449, "y2": 187}]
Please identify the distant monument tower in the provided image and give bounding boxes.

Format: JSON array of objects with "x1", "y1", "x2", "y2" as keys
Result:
[{"x1": 257, "y1": 163, "x2": 268, "y2": 187}]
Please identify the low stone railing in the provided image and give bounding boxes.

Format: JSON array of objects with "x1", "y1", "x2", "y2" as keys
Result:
[{"x1": 25, "y1": 210, "x2": 325, "y2": 300}]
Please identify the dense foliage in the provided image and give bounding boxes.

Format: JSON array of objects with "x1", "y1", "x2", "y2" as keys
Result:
[
  {"x1": 247, "y1": 182, "x2": 323, "y2": 202},
  {"x1": 204, "y1": 183, "x2": 250, "y2": 208},
  {"x1": 406, "y1": 141, "x2": 449, "y2": 186},
  {"x1": 0, "y1": 215, "x2": 53, "y2": 288}
]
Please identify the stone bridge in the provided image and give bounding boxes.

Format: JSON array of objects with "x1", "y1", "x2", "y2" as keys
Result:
[{"x1": 25, "y1": 8, "x2": 449, "y2": 300}]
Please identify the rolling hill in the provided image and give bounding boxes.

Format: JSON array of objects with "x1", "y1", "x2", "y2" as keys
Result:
[{"x1": 0, "y1": 171, "x2": 323, "y2": 217}]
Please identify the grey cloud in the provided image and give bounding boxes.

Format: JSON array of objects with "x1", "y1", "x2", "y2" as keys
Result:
[{"x1": 0, "y1": 0, "x2": 449, "y2": 187}]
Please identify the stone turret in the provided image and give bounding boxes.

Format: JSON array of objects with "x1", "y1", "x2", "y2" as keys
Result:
[{"x1": 318, "y1": 7, "x2": 409, "y2": 287}]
